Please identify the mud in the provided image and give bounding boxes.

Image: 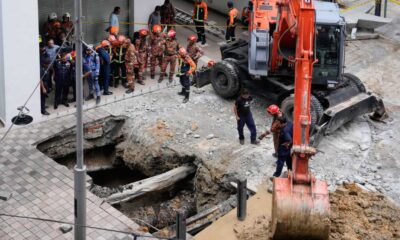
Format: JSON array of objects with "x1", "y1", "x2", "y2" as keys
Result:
[{"x1": 235, "y1": 183, "x2": 400, "y2": 240}]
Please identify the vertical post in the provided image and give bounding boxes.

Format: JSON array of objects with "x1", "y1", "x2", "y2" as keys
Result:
[
  {"x1": 375, "y1": 0, "x2": 382, "y2": 16},
  {"x1": 176, "y1": 210, "x2": 186, "y2": 240},
  {"x1": 237, "y1": 179, "x2": 247, "y2": 221},
  {"x1": 74, "y1": 0, "x2": 86, "y2": 239},
  {"x1": 383, "y1": 0, "x2": 388, "y2": 17}
]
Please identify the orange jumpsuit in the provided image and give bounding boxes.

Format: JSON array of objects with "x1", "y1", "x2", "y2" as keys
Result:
[
  {"x1": 161, "y1": 39, "x2": 180, "y2": 82},
  {"x1": 125, "y1": 43, "x2": 138, "y2": 91}
]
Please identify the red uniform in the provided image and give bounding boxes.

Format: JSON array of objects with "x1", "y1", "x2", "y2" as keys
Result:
[
  {"x1": 125, "y1": 43, "x2": 138, "y2": 91},
  {"x1": 160, "y1": 39, "x2": 180, "y2": 82},
  {"x1": 187, "y1": 42, "x2": 204, "y2": 66},
  {"x1": 137, "y1": 37, "x2": 150, "y2": 81},
  {"x1": 150, "y1": 34, "x2": 165, "y2": 79}
]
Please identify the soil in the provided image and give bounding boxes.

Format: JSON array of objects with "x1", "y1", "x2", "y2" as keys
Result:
[{"x1": 235, "y1": 184, "x2": 400, "y2": 240}]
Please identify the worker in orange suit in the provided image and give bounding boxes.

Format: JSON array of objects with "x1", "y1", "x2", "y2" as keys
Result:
[
  {"x1": 125, "y1": 38, "x2": 138, "y2": 94},
  {"x1": 192, "y1": 0, "x2": 208, "y2": 45},
  {"x1": 177, "y1": 48, "x2": 196, "y2": 103},
  {"x1": 258, "y1": 104, "x2": 285, "y2": 157},
  {"x1": 137, "y1": 29, "x2": 150, "y2": 84},
  {"x1": 150, "y1": 25, "x2": 165, "y2": 80},
  {"x1": 226, "y1": 1, "x2": 239, "y2": 43},
  {"x1": 186, "y1": 35, "x2": 204, "y2": 66},
  {"x1": 241, "y1": 1, "x2": 253, "y2": 27}
]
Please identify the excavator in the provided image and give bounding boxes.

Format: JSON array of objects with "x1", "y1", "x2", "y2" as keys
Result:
[{"x1": 194, "y1": 0, "x2": 387, "y2": 239}]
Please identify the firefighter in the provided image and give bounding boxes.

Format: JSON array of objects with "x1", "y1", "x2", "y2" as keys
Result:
[
  {"x1": 83, "y1": 45, "x2": 101, "y2": 105},
  {"x1": 233, "y1": 89, "x2": 260, "y2": 145},
  {"x1": 137, "y1": 29, "x2": 150, "y2": 84},
  {"x1": 226, "y1": 1, "x2": 239, "y2": 43},
  {"x1": 187, "y1": 35, "x2": 204, "y2": 66},
  {"x1": 192, "y1": 0, "x2": 208, "y2": 45},
  {"x1": 177, "y1": 48, "x2": 196, "y2": 103},
  {"x1": 160, "y1": 29, "x2": 180, "y2": 83},
  {"x1": 258, "y1": 104, "x2": 285, "y2": 157},
  {"x1": 107, "y1": 35, "x2": 117, "y2": 87},
  {"x1": 43, "y1": 12, "x2": 61, "y2": 40},
  {"x1": 125, "y1": 38, "x2": 138, "y2": 94},
  {"x1": 113, "y1": 35, "x2": 128, "y2": 88},
  {"x1": 61, "y1": 12, "x2": 74, "y2": 41},
  {"x1": 150, "y1": 25, "x2": 165, "y2": 80},
  {"x1": 97, "y1": 40, "x2": 113, "y2": 95},
  {"x1": 134, "y1": 38, "x2": 141, "y2": 81},
  {"x1": 53, "y1": 52, "x2": 73, "y2": 109},
  {"x1": 161, "y1": 0, "x2": 176, "y2": 31},
  {"x1": 272, "y1": 117, "x2": 293, "y2": 178}
]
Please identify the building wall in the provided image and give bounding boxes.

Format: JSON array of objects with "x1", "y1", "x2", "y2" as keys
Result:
[
  {"x1": 132, "y1": 0, "x2": 164, "y2": 32},
  {"x1": 0, "y1": 0, "x2": 41, "y2": 128}
]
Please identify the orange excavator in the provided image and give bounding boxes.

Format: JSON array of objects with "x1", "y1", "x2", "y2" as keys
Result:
[{"x1": 195, "y1": 0, "x2": 386, "y2": 239}]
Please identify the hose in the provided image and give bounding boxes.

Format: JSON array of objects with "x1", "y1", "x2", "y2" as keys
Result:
[{"x1": 278, "y1": 22, "x2": 297, "y2": 63}]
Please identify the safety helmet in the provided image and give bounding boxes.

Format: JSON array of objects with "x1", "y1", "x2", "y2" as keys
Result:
[
  {"x1": 167, "y1": 29, "x2": 176, "y2": 39},
  {"x1": 49, "y1": 12, "x2": 58, "y2": 20},
  {"x1": 63, "y1": 12, "x2": 71, "y2": 18},
  {"x1": 101, "y1": 40, "x2": 111, "y2": 48},
  {"x1": 118, "y1": 35, "x2": 126, "y2": 43},
  {"x1": 227, "y1": 0, "x2": 234, "y2": 8},
  {"x1": 207, "y1": 60, "x2": 216, "y2": 67},
  {"x1": 139, "y1": 29, "x2": 149, "y2": 37},
  {"x1": 178, "y1": 47, "x2": 187, "y2": 56},
  {"x1": 187, "y1": 35, "x2": 197, "y2": 42},
  {"x1": 71, "y1": 51, "x2": 77, "y2": 59},
  {"x1": 152, "y1": 24, "x2": 162, "y2": 34},
  {"x1": 267, "y1": 104, "x2": 280, "y2": 115}
]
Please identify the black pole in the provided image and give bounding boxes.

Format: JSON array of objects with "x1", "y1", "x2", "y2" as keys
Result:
[
  {"x1": 375, "y1": 0, "x2": 382, "y2": 16},
  {"x1": 176, "y1": 210, "x2": 186, "y2": 240},
  {"x1": 237, "y1": 179, "x2": 247, "y2": 221}
]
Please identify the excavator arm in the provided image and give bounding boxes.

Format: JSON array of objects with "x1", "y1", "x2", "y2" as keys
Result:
[{"x1": 269, "y1": 0, "x2": 331, "y2": 239}]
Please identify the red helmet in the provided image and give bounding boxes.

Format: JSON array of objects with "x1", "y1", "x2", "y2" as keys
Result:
[
  {"x1": 101, "y1": 40, "x2": 110, "y2": 47},
  {"x1": 178, "y1": 47, "x2": 187, "y2": 56},
  {"x1": 118, "y1": 35, "x2": 126, "y2": 43},
  {"x1": 167, "y1": 29, "x2": 176, "y2": 39},
  {"x1": 267, "y1": 104, "x2": 280, "y2": 115},
  {"x1": 152, "y1": 24, "x2": 162, "y2": 33},
  {"x1": 207, "y1": 60, "x2": 216, "y2": 67},
  {"x1": 139, "y1": 29, "x2": 149, "y2": 37},
  {"x1": 188, "y1": 35, "x2": 197, "y2": 42}
]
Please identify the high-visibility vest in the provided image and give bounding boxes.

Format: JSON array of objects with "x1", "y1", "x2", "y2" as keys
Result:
[
  {"x1": 194, "y1": 2, "x2": 207, "y2": 22},
  {"x1": 227, "y1": 8, "x2": 239, "y2": 26}
]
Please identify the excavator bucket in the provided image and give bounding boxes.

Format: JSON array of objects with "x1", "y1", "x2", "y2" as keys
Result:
[{"x1": 271, "y1": 176, "x2": 330, "y2": 240}]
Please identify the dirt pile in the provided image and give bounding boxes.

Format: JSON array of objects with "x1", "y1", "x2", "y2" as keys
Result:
[{"x1": 235, "y1": 183, "x2": 400, "y2": 240}]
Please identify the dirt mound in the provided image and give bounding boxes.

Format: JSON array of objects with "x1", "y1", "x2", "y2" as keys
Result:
[{"x1": 235, "y1": 183, "x2": 400, "y2": 240}]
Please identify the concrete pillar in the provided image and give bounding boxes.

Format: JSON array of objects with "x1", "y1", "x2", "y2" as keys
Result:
[
  {"x1": 0, "y1": 0, "x2": 41, "y2": 128},
  {"x1": 130, "y1": 0, "x2": 164, "y2": 33}
]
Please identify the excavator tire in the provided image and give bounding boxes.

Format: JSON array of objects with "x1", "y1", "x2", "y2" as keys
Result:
[
  {"x1": 281, "y1": 95, "x2": 324, "y2": 131},
  {"x1": 211, "y1": 60, "x2": 241, "y2": 99},
  {"x1": 343, "y1": 73, "x2": 366, "y2": 93}
]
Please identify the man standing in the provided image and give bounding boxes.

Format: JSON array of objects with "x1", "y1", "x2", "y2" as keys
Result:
[
  {"x1": 160, "y1": 30, "x2": 180, "y2": 83},
  {"x1": 150, "y1": 25, "x2": 165, "y2": 80},
  {"x1": 192, "y1": 0, "x2": 208, "y2": 45},
  {"x1": 45, "y1": 39, "x2": 60, "y2": 61},
  {"x1": 137, "y1": 29, "x2": 150, "y2": 84},
  {"x1": 113, "y1": 35, "x2": 128, "y2": 88},
  {"x1": 177, "y1": 48, "x2": 196, "y2": 103},
  {"x1": 43, "y1": 13, "x2": 61, "y2": 40},
  {"x1": 83, "y1": 45, "x2": 101, "y2": 105},
  {"x1": 53, "y1": 52, "x2": 72, "y2": 109},
  {"x1": 61, "y1": 12, "x2": 74, "y2": 42},
  {"x1": 186, "y1": 35, "x2": 204, "y2": 66},
  {"x1": 125, "y1": 39, "x2": 138, "y2": 94},
  {"x1": 109, "y1": 6, "x2": 121, "y2": 36},
  {"x1": 226, "y1": 1, "x2": 239, "y2": 43},
  {"x1": 233, "y1": 89, "x2": 260, "y2": 145},
  {"x1": 272, "y1": 117, "x2": 293, "y2": 179},
  {"x1": 148, "y1": 6, "x2": 161, "y2": 31},
  {"x1": 161, "y1": 0, "x2": 176, "y2": 31},
  {"x1": 258, "y1": 104, "x2": 284, "y2": 157},
  {"x1": 97, "y1": 40, "x2": 113, "y2": 95}
]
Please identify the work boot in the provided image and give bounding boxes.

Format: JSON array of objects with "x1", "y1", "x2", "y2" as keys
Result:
[
  {"x1": 169, "y1": 74, "x2": 174, "y2": 83},
  {"x1": 138, "y1": 80, "x2": 145, "y2": 85},
  {"x1": 96, "y1": 96, "x2": 101, "y2": 105},
  {"x1": 85, "y1": 94, "x2": 94, "y2": 101},
  {"x1": 62, "y1": 102, "x2": 70, "y2": 107},
  {"x1": 122, "y1": 82, "x2": 128, "y2": 89},
  {"x1": 177, "y1": 88, "x2": 185, "y2": 96},
  {"x1": 251, "y1": 140, "x2": 260, "y2": 145},
  {"x1": 151, "y1": 75, "x2": 155, "y2": 80},
  {"x1": 239, "y1": 139, "x2": 245, "y2": 145},
  {"x1": 182, "y1": 92, "x2": 190, "y2": 103},
  {"x1": 158, "y1": 78, "x2": 164, "y2": 83},
  {"x1": 41, "y1": 110, "x2": 50, "y2": 116},
  {"x1": 103, "y1": 91, "x2": 113, "y2": 95},
  {"x1": 125, "y1": 89, "x2": 134, "y2": 94}
]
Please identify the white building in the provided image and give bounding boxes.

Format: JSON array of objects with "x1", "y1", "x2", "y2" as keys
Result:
[{"x1": 0, "y1": 0, "x2": 162, "y2": 128}]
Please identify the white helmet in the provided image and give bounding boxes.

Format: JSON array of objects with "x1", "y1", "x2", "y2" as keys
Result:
[
  {"x1": 63, "y1": 12, "x2": 71, "y2": 18},
  {"x1": 49, "y1": 12, "x2": 57, "y2": 20}
]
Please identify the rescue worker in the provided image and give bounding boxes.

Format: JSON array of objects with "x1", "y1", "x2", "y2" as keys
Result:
[
  {"x1": 108, "y1": 6, "x2": 121, "y2": 36},
  {"x1": 233, "y1": 89, "x2": 260, "y2": 145},
  {"x1": 97, "y1": 40, "x2": 113, "y2": 95},
  {"x1": 83, "y1": 45, "x2": 101, "y2": 105},
  {"x1": 107, "y1": 35, "x2": 117, "y2": 87},
  {"x1": 53, "y1": 52, "x2": 73, "y2": 109},
  {"x1": 186, "y1": 35, "x2": 204, "y2": 66},
  {"x1": 150, "y1": 25, "x2": 165, "y2": 80},
  {"x1": 125, "y1": 38, "x2": 138, "y2": 94},
  {"x1": 137, "y1": 29, "x2": 150, "y2": 83},
  {"x1": 61, "y1": 12, "x2": 74, "y2": 42},
  {"x1": 241, "y1": 1, "x2": 253, "y2": 27},
  {"x1": 272, "y1": 117, "x2": 293, "y2": 179},
  {"x1": 43, "y1": 12, "x2": 61, "y2": 40},
  {"x1": 113, "y1": 35, "x2": 128, "y2": 88},
  {"x1": 192, "y1": 0, "x2": 208, "y2": 45},
  {"x1": 148, "y1": 6, "x2": 162, "y2": 31},
  {"x1": 226, "y1": 1, "x2": 239, "y2": 43},
  {"x1": 161, "y1": 0, "x2": 176, "y2": 31},
  {"x1": 258, "y1": 104, "x2": 285, "y2": 157},
  {"x1": 160, "y1": 29, "x2": 180, "y2": 83},
  {"x1": 134, "y1": 38, "x2": 141, "y2": 81},
  {"x1": 177, "y1": 48, "x2": 196, "y2": 103}
]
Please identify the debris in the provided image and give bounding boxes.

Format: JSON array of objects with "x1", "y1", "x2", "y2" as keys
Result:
[
  {"x1": 59, "y1": 224, "x2": 73, "y2": 234},
  {"x1": 206, "y1": 134, "x2": 215, "y2": 140},
  {"x1": 0, "y1": 191, "x2": 12, "y2": 201},
  {"x1": 193, "y1": 134, "x2": 201, "y2": 138}
]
